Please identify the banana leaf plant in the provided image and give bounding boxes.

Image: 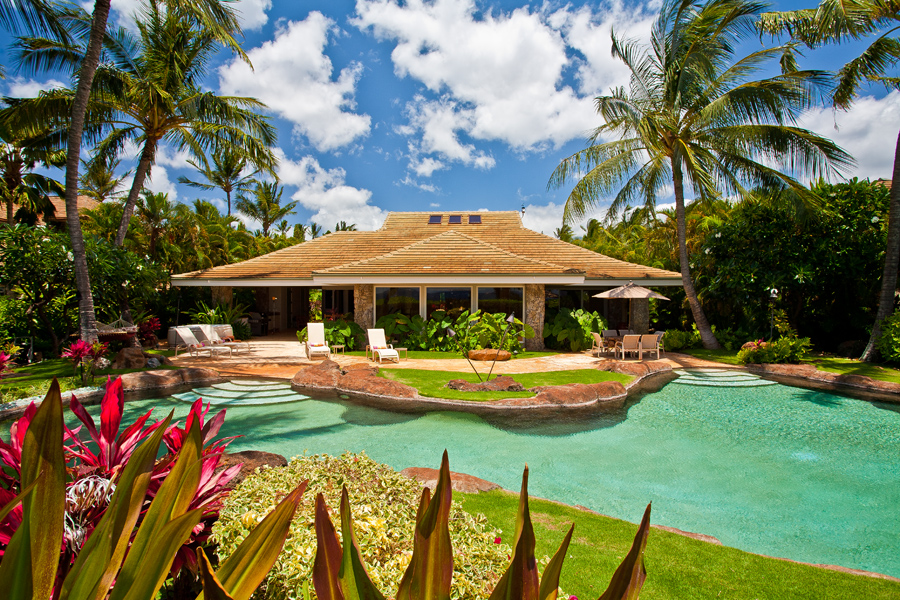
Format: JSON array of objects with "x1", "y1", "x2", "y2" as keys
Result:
[
  {"x1": 313, "y1": 449, "x2": 651, "y2": 600},
  {"x1": 0, "y1": 379, "x2": 308, "y2": 600}
]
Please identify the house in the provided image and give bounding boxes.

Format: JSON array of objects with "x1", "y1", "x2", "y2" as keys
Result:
[
  {"x1": 171, "y1": 211, "x2": 682, "y2": 349},
  {"x1": 0, "y1": 195, "x2": 100, "y2": 227}
]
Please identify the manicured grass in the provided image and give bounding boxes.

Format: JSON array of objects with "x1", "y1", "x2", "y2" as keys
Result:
[
  {"x1": 458, "y1": 489, "x2": 900, "y2": 600},
  {"x1": 380, "y1": 368, "x2": 632, "y2": 402},
  {"x1": 683, "y1": 348, "x2": 900, "y2": 384},
  {"x1": 345, "y1": 350, "x2": 559, "y2": 360},
  {"x1": 0, "y1": 351, "x2": 177, "y2": 403}
]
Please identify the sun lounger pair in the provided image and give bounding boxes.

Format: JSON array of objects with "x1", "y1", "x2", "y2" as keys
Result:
[{"x1": 174, "y1": 326, "x2": 232, "y2": 358}]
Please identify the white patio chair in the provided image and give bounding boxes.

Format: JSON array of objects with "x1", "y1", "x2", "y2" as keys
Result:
[
  {"x1": 367, "y1": 329, "x2": 400, "y2": 363},
  {"x1": 615, "y1": 334, "x2": 642, "y2": 360},
  {"x1": 175, "y1": 326, "x2": 232, "y2": 358},
  {"x1": 195, "y1": 324, "x2": 251, "y2": 354},
  {"x1": 640, "y1": 334, "x2": 660, "y2": 360},
  {"x1": 655, "y1": 331, "x2": 666, "y2": 356},
  {"x1": 305, "y1": 322, "x2": 331, "y2": 360}
]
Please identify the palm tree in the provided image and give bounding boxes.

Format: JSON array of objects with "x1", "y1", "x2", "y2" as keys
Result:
[
  {"x1": 236, "y1": 181, "x2": 297, "y2": 237},
  {"x1": 759, "y1": 1, "x2": 900, "y2": 360},
  {"x1": 12, "y1": 0, "x2": 247, "y2": 341},
  {"x1": 0, "y1": 119, "x2": 64, "y2": 225},
  {"x1": 136, "y1": 190, "x2": 175, "y2": 260},
  {"x1": 310, "y1": 222, "x2": 323, "y2": 239},
  {"x1": 549, "y1": 0, "x2": 852, "y2": 349},
  {"x1": 553, "y1": 223, "x2": 575, "y2": 242},
  {"x1": 334, "y1": 220, "x2": 357, "y2": 231},
  {"x1": 177, "y1": 145, "x2": 262, "y2": 215},
  {"x1": 80, "y1": 155, "x2": 127, "y2": 202},
  {"x1": 87, "y1": 0, "x2": 276, "y2": 247},
  {"x1": 292, "y1": 223, "x2": 308, "y2": 241}
]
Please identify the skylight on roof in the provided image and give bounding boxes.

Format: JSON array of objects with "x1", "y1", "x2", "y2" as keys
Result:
[
  {"x1": 468, "y1": 215, "x2": 482, "y2": 224},
  {"x1": 448, "y1": 215, "x2": 462, "y2": 224},
  {"x1": 428, "y1": 215, "x2": 442, "y2": 224}
]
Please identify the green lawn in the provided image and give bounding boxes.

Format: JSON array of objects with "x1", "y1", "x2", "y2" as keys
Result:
[
  {"x1": 458, "y1": 489, "x2": 900, "y2": 600},
  {"x1": 0, "y1": 351, "x2": 177, "y2": 403},
  {"x1": 682, "y1": 348, "x2": 900, "y2": 384},
  {"x1": 380, "y1": 368, "x2": 632, "y2": 402},
  {"x1": 345, "y1": 350, "x2": 559, "y2": 360}
]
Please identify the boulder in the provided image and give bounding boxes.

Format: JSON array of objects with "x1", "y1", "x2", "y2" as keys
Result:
[
  {"x1": 338, "y1": 369, "x2": 418, "y2": 399},
  {"x1": 596, "y1": 360, "x2": 671, "y2": 377},
  {"x1": 468, "y1": 349, "x2": 511, "y2": 361},
  {"x1": 447, "y1": 376, "x2": 525, "y2": 392},
  {"x1": 526, "y1": 381, "x2": 626, "y2": 406},
  {"x1": 114, "y1": 367, "x2": 222, "y2": 391},
  {"x1": 342, "y1": 362, "x2": 380, "y2": 376},
  {"x1": 146, "y1": 357, "x2": 161, "y2": 368},
  {"x1": 401, "y1": 467, "x2": 500, "y2": 493},
  {"x1": 291, "y1": 359, "x2": 342, "y2": 389},
  {"x1": 111, "y1": 347, "x2": 147, "y2": 370},
  {"x1": 179, "y1": 367, "x2": 223, "y2": 385},
  {"x1": 216, "y1": 450, "x2": 288, "y2": 490}
]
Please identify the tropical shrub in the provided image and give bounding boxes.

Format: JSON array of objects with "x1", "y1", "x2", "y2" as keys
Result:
[
  {"x1": 455, "y1": 310, "x2": 535, "y2": 353},
  {"x1": 663, "y1": 327, "x2": 702, "y2": 352},
  {"x1": 877, "y1": 309, "x2": 900, "y2": 363},
  {"x1": 0, "y1": 377, "x2": 241, "y2": 586},
  {"x1": 137, "y1": 316, "x2": 162, "y2": 347},
  {"x1": 187, "y1": 301, "x2": 250, "y2": 327},
  {"x1": 738, "y1": 311, "x2": 811, "y2": 364},
  {"x1": 423, "y1": 310, "x2": 457, "y2": 351},
  {"x1": 61, "y1": 340, "x2": 109, "y2": 386},
  {"x1": 374, "y1": 312, "x2": 428, "y2": 350},
  {"x1": 542, "y1": 308, "x2": 605, "y2": 352},
  {"x1": 0, "y1": 379, "x2": 305, "y2": 600},
  {"x1": 214, "y1": 452, "x2": 512, "y2": 599}
]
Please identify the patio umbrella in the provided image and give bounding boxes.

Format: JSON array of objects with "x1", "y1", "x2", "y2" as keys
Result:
[
  {"x1": 592, "y1": 282, "x2": 670, "y2": 300},
  {"x1": 593, "y1": 282, "x2": 669, "y2": 331}
]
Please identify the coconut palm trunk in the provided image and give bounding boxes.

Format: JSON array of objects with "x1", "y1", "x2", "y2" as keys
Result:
[
  {"x1": 861, "y1": 130, "x2": 900, "y2": 360},
  {"x1": 673, "y1": 160, "x2": 720, "y2": 349},
  {"x1": 114, "y1": 138, "x2": 156, "y2": 247},
  {"x1": 65, "y1": 0, "x2": 112, "y2": 342}
]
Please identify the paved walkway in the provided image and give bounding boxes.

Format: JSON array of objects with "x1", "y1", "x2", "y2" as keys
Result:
[{"x1": 170, "y1": 333, "x2": 740, "y2": 379}]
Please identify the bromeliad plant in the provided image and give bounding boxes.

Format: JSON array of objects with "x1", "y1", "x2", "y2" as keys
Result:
[
  {"x1": 313, "y1": 450, "x2": 651, "y2": 600},
  {"x1": 0, "y1": 378, "x2": 308, "y2": 600},
  {"x1": 61, "y1": 339, "x2": 109, "y2": 386}
]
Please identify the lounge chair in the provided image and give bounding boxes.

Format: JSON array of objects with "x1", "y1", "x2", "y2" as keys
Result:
[
  {"x1": 194, "y1": 324, "x2": 251, "y2": 354},
  {"x1": 640, "y1": 334, "x2": 660, "y2": 360},
  {"x1": 367, "y1": 329, "x2": 400, "y2": 363},
  {"x1": 305, "y1": 322, "x2": 331, "y2": 360},
  {"x1": 655, "y1": 331, "x2": 666, "y2": 356},
  {"x1": 615, "y1": 334, "x2": 642, "y2": 360},
  {"x1": 175, "y1": 326, "x2": 232, "y2": 358}
]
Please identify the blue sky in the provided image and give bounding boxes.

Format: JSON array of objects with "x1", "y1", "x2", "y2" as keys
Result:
[{"x1": 3, "y1": 0, "x2": 897, "y2": 235}]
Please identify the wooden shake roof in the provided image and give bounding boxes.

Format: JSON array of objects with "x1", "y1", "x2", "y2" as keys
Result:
[{"x1": 172, "y1": 211, "x2": 680, "y2": 284}]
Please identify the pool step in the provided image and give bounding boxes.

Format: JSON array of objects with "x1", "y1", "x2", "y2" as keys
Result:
[
  {"x1": 172, "y1": 380, "x2": 309, "y2": 406},
  {"x1": 672, "y1": 369, "x2": 777, "y2": 387}
]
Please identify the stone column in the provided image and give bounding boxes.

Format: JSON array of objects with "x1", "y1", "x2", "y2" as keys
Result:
[
  {"x1": 630, "y1": 298, "x2": 650, "y2": 334},
  {"x1": 524, "y1": 284, "x2": 545, "y2": 351},
  {"x1": 354, "y1": 284, "x2": 374, "y2": 329},
  {"x1": 210, "y1": 285, "x2": 233, "y2": 307}
]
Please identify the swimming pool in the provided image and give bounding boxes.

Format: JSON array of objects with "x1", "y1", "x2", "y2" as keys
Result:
[{"x1": 44, "y1": 372, "x2": 900, "y2": 578}]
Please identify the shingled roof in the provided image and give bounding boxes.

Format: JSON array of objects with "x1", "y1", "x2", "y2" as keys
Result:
[{"x1": 172, "y1": 211, "x2": 681, "y2": 285}]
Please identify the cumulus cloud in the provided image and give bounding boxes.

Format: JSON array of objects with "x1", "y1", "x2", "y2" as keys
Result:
[
  {"x1": 142, "y1": 165, "x2": 178, "y2": 199},
  {"x1": 275, "y1": 149, "x2": 385, "y2": 230},
  {"x1": 111, "y1": 0, "x2": 270, "y2": 30},
  {"x1": 5, "y1": 77, "x2": 65, "y2": 97},
  {"x1": 522, "y1": 200, "x2": 610, "y2": 236},
  {"x1": 219, "y1": 12, "x2": 371, "y2": 151},
  {"x1": 353, "y1": 0, "x2": 655, "y2": 177},
  {"x1": 799, "y1": 92, "x2": 900, "y2": 181}
]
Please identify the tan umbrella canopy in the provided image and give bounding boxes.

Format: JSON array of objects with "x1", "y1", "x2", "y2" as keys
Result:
[{"x1": 593, "y1": 282, "x2": 670, "y2": 301}]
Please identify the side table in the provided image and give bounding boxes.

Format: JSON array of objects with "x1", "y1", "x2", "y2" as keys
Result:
[{"x1": 331, "y1": 344, "x2": 345, "y2": 355}]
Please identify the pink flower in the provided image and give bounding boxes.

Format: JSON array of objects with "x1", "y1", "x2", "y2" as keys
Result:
[
  {"x1": 569, "y1": 596, "x2": 578, "y2": 600},
  {"x1": 494, "y1": 536, "x2": 501, "y2": 544},
  {"x1": 62, "y1": 339, "x2": 93, "y2": 361}
]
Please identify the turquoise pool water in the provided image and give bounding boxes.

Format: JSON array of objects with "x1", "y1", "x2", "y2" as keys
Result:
[{"x1": 34, "y1": 373, "x2": 900, "y2": 577}]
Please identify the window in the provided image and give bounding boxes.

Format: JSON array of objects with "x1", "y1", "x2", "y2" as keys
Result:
[
  {"x1": 426, "y1": 287, "x2": 471, "y2": 320},
  {"x1": 468, "y1": 214, "x2": 481, "y2": 224},
  {"x1": 375, "y1": 287, "x2": 420, "y2": 321},
  {"x1": 428, "y1": 215, "x2": 442, "y2": 224},
  {"x1": 448, "y1": 215, "x2": 462, "y2": 224},
  {"x1": 477, "y1": 287, "x2": 524, "y2": 320}
]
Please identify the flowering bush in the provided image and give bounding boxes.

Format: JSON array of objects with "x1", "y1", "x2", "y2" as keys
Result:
[
  {"x1": 138, "y1": 316, "x2": 161, "y2": 347},
  {"x1": 738, "y1": 309, "x2": 810, "y2": 364},
  {"x1": 0, "y1": 351, "x2": 13, "y2": 380},
  {"x1": 0, "y1": 376, "x2": 240, "y2": 591},
  {"x1": 61, "y1": 339, "x2": 108, "y2": 386},
  {"x1": 213, "y1": 452, "x2": 515, "y2": 600}
]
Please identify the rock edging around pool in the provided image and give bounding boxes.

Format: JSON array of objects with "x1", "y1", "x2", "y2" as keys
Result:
[
  {"x1": 746, "y1": 363, "x2": 900, "y2": 401},
  {"x1": 290, "y1": 358, "x2": 673, "y2": 410},
  {"x1": 0, "y1": 367, "x2": 224, "y2": 420}
]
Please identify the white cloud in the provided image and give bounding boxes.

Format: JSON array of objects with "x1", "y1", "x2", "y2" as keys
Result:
[
  {"x1": 5, "y1": 77, "x2": 65, "y2": 97},
  {"x1": 274, "y1": 149, "x2": 385, "y2": 230},
  {"x1": 219, "y1": 13, "x2": 371, "y2": 151},
  {"x1": 522, "y1": 200, "x2": 610, "y2": 236},
  {"x1": 799, "y1": 92, "x2": 900, "y2": 181},
  {"x1": 110, "y1": 0, "x2": 270, "y2": 30},
  {"x1": 143, "y1": 165, "x2": 178, "y2": 199},
  {"x1": 153, "y1": 145, "x2": 193, "y2": 170},
  {"x1": 354, "y1": 0, "x2": 655, "y2": 176}
]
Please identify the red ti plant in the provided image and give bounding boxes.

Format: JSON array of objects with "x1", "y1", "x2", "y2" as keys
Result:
[
  {"x1": 61, "y1": 339, "x2": 109, "y2": 386},
  {"x1": 138, "y1": 317, "x2": 161, "y2": 347},
  {"x1": 0, "y1": 375, "x2": 241, "y2": 590}
]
